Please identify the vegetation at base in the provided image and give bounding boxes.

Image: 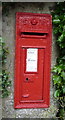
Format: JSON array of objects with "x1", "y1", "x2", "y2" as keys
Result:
[
  {"x1": 52, "y1": 2, "x2": 65, "y2": 120},
  {"x1": 0, "y1": 37, "x2": 11, "y2": 98}
]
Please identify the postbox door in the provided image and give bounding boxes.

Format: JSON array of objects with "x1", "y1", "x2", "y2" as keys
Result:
[
  {"x1": 20, "y1": 47, "x2": 45, "y2": 102},
  {"x1": 14, "y1": 12, "x2": 52, "y2": 108}
]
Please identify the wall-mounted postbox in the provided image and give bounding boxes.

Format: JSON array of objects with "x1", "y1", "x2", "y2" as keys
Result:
[{"x1": 14, "y1": 12, "x2": 52, "y2": 108}]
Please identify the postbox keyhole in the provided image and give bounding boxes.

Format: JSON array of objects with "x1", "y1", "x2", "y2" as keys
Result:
[{"x1": 26, "y1": 78, "x2": 28, "y2": 81}]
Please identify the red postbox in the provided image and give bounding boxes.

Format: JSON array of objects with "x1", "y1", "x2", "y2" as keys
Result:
[{"x1": 14, "y1": 12, "x2": 52, "y2": 108}]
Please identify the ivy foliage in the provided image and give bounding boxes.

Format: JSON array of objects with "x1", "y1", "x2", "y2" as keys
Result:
[
  {"x1": 52, "y1": 2, "x2": 65, "y2": 119},
  {"x1": 0, "y1": 37, "x2": 11, "y2": 98}
]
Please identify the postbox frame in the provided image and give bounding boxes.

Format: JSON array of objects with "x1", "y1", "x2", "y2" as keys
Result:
[{"x1": 14, "y1": 12, "x2": 52, "y2": 108}]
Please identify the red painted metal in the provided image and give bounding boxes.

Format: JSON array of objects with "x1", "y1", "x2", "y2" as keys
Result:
[{"x1": 14, "y1": 12, "x2": 52, "y2": 108}]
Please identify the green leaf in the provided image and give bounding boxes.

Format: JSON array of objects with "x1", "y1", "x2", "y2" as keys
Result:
[
  {"x1": 62, "y1": 86, "x2": 65, "y2": 93},
  {"x1": 53, "y1": 75, "x2": 62, "y2": 85},
  {"x1": 5, "y1": 81, "x2": 11, "y2": 87},
  {"x1": 52, "y1": 65, "x2": 63, "y2": 74},
  {"x1": 59, "y1": 108, "x2": 65, "y2": 117},
  {"x1": 53, "y1": 29, "x2": 58, "y2": 34},
  {"x1": 57, "y1": 34, "x2": 64, "y2": 42},
  {"x1": 61, "y1": 71, "x2": 65, "y2": 80},
  {"x1": 52, "y1": 66, "x2": 58, "y2": 73},
  {"x1": 61, "y1": 56, "x2": 65, "y2": 60},
  {"x1": 54, "y1": 90, "x2": 60, "y2": 98},
  {"x1": 63, "y1": 25, "x2": 65, "y2": 31},
  {"x1": 2, "y1": 90, "x2": 10, "y2": 98},
  {"x1": 53, "y1": 19, "x2": 60, "y2": 24}
]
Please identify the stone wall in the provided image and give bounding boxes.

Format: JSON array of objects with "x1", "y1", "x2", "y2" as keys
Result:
[
  {"x1": 2, "y1": 2, "x2": 58, "y2": 118},
  {"x1": 0, "y1": 2, "x2": 2, "y2": 120}
]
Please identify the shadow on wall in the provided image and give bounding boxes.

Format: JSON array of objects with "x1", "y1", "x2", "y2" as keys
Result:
[{"x1": 2, "y1": 2, "x2": 55, "y2": 16}]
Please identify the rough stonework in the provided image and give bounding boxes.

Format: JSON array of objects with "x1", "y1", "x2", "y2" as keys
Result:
[
  {"x1": 0, "y1": 3, "x2": 2, "y2": 120},
  {"x1": 2, "y1": 2, "x2": 58, "y2": 118}
]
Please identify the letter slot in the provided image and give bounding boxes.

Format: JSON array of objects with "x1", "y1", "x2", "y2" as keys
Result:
[{"x1": 21, "y1": 32, "x2": 47, "y2": 38}]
